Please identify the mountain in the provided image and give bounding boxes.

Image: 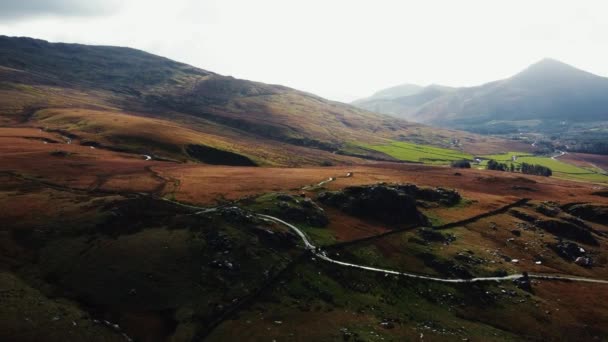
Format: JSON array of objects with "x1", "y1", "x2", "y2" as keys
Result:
[
  {"x1": 353, "y1": 59, "x2": 608, "y2": 132},
  {"x1": 352, "y1": 83, "x2": 424, "y2": 104},
  {"x1": 0, "y1": 36, "x2": 517, "y2": 166},
  {"x1": 353, "y1": 84, "x2": 455, "y2": 120}
]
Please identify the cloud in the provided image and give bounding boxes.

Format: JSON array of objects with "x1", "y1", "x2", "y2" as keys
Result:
[{"x1": 0, "y1": 0, "x2": 121, "y2": 20}]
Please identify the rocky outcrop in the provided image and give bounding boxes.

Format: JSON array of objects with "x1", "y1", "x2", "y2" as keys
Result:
[
  {"x1": 318, "y1": 184, "x2": 431, "y2": 226},
  {"x1": 536, "y1": 219, "x2": 598, "y2": 245},
  {"x1": 564, "y1": 203, "x2": 608, "y2": 225},
  {"x1": 510, "y1": 208, "x2": 599, "y2": 245},
  {"x1": 551, "y1": 240, "x2": 588, "y2": 261},
  {"x1": 393, "y1": 184, "x2": 461, "y2": 206},
  {"x1": 246, "y1": 193, "x2": 329, "y2": 227}
]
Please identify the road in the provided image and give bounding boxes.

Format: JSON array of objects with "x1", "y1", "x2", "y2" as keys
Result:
[
  {"x1": 301, "y1": 177, "x2": 336, "y2": 190},
  {"x1": 551, "y1": 150, "x2": 567, "y2": 160},
  {"x1": 258, "y1": 214, "x2": 608, "y2": 285}
]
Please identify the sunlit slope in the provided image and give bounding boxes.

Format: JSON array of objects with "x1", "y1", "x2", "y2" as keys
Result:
[{"x1": 0, "y1": 35, "x2": 531, "y2": 165}]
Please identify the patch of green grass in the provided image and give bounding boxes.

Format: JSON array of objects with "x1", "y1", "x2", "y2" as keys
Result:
[
  {"x1": 480, "y1": 152, "x2": 608, "y2": 183},
  {"x1": 481, "y1": 151, "x2": 533, "y2": 161},
  {"x1": 359, "y1": 140, "x2": 473, "y2": 164},
  {"x1": 300, "y1": 225, "x2": 337, "y2": 246}
]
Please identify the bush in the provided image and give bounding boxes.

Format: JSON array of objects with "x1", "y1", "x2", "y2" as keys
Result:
[
  {"x1": 451, "y1": 160, "x2": 471, "y2": 168},
  {"x1": 487, "y1": 159, "x2": 508, "y2": 171}
]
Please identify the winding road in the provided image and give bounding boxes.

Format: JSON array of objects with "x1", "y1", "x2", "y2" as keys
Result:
[
  {"x1": 551, "y1": 150, "x2": 567, "y2": 160},
  {"x1": 258, "y1": 213, "x2": 608, "y2": 285}
]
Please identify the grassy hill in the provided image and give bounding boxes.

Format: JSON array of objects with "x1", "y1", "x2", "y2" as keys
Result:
[{"x1": 0, "y1": 35, "x2": 529, "y2": 166}]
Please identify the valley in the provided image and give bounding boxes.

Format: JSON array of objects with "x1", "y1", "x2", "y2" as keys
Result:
[
  {"x1": 1, "y1": 36, "x2": 608, "y2": 342},
  {"x1": 2, "y1": 126, "x2": 608, "y2": 341}
]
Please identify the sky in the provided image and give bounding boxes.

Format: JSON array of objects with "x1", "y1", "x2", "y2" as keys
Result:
[{"x1": 1, "y1": 0, "x2": 607, "y2": 102}]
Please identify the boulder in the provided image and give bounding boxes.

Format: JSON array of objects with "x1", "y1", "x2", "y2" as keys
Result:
[{"x1": 551, "y1": 240, "x2": 587, "y2": 261}]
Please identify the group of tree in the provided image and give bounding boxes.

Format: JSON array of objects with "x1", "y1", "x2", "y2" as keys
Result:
[
  {"x1": 449, "y1": 158, "x2": 553, "y2": 177},
  {"x1": 520, "y1": 162, "x2": 552, "y2": 177},
  {"x1": 486, "y1": 159, "x2": 552, "y2": 177},
  {"x1": 487, "y1": 159, "x2": 509, "y2": 171},
  {"x1": 450, "y1": 160, "x2": 471, "y2": 168},
  {"x1": 568, "y1": 141, "x2": 608, "y2": 155}
]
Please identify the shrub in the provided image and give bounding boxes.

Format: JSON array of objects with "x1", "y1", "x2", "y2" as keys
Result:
[
  {"x1": 451, "y1": 160, "x2": 471, "y2": 168},
  {"x1": 487, "y1": 159, "x2": 508, "y2": 171}
]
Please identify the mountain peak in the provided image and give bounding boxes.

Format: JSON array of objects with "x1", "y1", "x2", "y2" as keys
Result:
[
  {"x1": 535, "y1": 57, "x2": 567, "y2": 66},
  {"x1": 511, "y1": 58, "x2": 596, "y2": 83}
]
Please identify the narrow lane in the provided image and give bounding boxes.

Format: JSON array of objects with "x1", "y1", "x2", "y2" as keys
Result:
[{"x1": 258, "y1": 214, "x2": 608, "y2": 285}]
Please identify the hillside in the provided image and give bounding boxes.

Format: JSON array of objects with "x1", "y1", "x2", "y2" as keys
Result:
[
  {"x1": 2, "y1": 36, "x2": 608, "y2": 342},
  {"x1": 0, "y1": 36, "x2": 527, "y2": 166},
  {"x1": 354, "y1": 59, "x2": 608, "y2": 133},
  {"x1": 352, "y1": 83, "x2": 423, "y2": 104},
  {"x1": 353, "y1": 84, "x2": 454, "y2": 120}
]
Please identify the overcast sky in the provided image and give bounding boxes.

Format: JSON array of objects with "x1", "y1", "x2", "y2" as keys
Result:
[{"x1": 1, "y1": 0, "x2": 607, "y2": 102}]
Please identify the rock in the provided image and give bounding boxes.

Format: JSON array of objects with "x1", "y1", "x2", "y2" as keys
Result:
[
  {"x1": 536, "y1": 219, "x2": 598, "y2": 245},
  {"x1": 395, "y1": 184, "x2": 461, "y2": 206},
  {"x1": 513, "y1": 272, "x2": 532, "y2": 292},
  {"x1": 209, "y1": 259, "x2": 237, "y2": 270},
  {"x1": 380, "y1": 321, "x2": 395, "y2": 329},
  {"x1": 319, "y1": 185, "x2": 428, "y2": 226},
  {"x1": 551, "y1": 241, "x2": 587, "y2": 261},
  {"x1": 564, "y1": 203, "x2": 608, "y2": 225},
  {"x1": 511, "y1": 230, "x2": 522, "y2": 237},
  {"x1": 574, "y1": 256, "x2": 592, "y2": 267},
  {"x1": 536, "y1": 203, "x2": 561, "y2": 217}
]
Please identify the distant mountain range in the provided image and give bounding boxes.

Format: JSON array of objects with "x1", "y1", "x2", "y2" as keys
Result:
[{"x1": 353, "y1": 59, "x2": 608, "y2": 133}]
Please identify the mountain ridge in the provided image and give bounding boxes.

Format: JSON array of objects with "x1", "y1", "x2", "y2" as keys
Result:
[
  {"x1": 0, "y1": 35, "x2": 527, "y2": 166},
  {"x1": 353, "y1": 58, "x2": 608, "y2": 130}
]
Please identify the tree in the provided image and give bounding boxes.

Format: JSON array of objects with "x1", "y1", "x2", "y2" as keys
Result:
[
  {"x1": 451, "y1": 160, "x2": 471, "y2": 168},
  {"x1": 520, "y1": 162, "x2": 552, "y2": 177},
  {"x1": 487, "y1": 159, "x2": 508, "y2": 171}
]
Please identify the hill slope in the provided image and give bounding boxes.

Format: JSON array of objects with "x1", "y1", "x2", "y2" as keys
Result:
[
  {"x1": 352, "y1": 83, "x2": 423, "y2": 103},
  {"x1": 353, "y1": 84, "x2": 455, "y2": 120},
  {"x1": 0, "y1": 36, "x2": 525, "y2": 165}
]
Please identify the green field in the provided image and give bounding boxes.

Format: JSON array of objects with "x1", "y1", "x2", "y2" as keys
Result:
[
  {"x1": 480, "y1": 152, "x2": 608, "y2": 183},
  {"x1": 481, "y1": 151, "x2": 533, "y2": 161},
  {"x1": 360, "y1": 141, "x2": 473, "y2": 164}
]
